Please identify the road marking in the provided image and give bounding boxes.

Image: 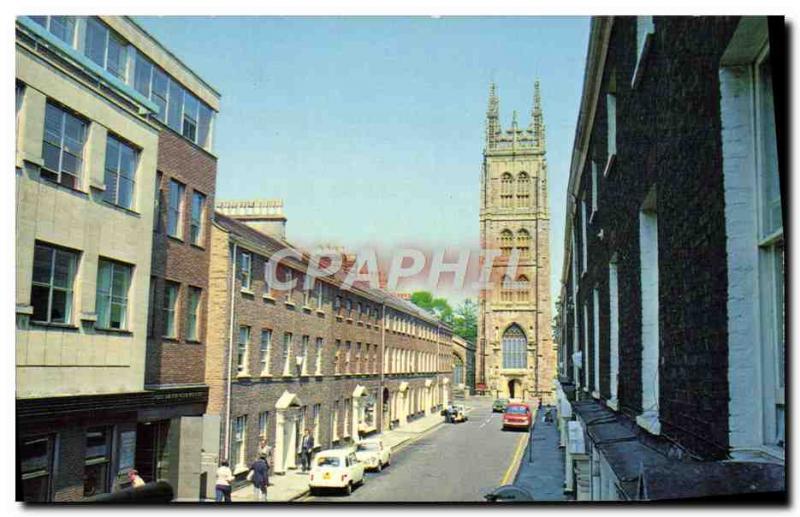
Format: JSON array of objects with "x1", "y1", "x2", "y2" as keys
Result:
[{"x1": 499, "y1": 432, "x2": 528, "y2": 486}]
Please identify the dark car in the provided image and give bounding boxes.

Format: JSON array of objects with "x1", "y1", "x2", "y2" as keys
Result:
[{"x1": 492, "y1": 399, "x2": 509, "y2": 412}]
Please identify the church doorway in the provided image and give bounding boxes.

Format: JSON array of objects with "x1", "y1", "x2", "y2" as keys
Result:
[{"x1": 508, "y1": 379, "x2": 522, "y2": 400}]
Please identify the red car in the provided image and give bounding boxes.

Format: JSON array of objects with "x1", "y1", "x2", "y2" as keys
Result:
[{"x1": 502, "y1": 403, "x2": 532, "y2": 430}]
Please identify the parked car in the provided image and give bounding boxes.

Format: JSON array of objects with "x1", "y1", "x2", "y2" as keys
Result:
[
  {"x1": 447, "y1": 405, "x2": 468, "y2": 423},
  {"x1": 502, "y1": 403, "x2": 532, "y2": 431},
  {"x1": 355, "y1": 438, "x2": 392, "y2": 471},
  {"x1": 308, "y1": 449, "x2": 365, "y2": 495},
  {"x1": 492, "y1": 398, "x2": 509, "y2": 412}
]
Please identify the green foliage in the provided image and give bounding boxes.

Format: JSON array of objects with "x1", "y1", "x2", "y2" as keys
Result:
[{"x1": 409, "y1": 291, "x2": 476, "y2": 344}]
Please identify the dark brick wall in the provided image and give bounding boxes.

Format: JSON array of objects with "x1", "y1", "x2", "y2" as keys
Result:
[
  {"x1": 571, "y1": 16, "x2": 741, "y2": 459},
  {"x1": 146, "y1": 128, "x2": 217, "y2": 386}
]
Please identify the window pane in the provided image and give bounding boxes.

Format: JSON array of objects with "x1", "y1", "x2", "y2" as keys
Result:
[
  {"x1": 758, "y1": 53, "x2": 782, "y2": 237},
  {"x1": 167, "y1": 80, "x2": 184, "y2": 132},
  {"x1": 85, "y1": 19, "x2": 107, "y2": 67},
  {"x1": 50, "y1": 16, "x2": 76, "y2": 45},
  {"x1": 133, "y1": 53, "x2": 153, "y2": 97},
  {"x1": 52, "y1": 250, "x2": 75, "y2": 288},
  {"x1": 50, "y1": 289, "x2": 68, "y2": 323},
  {"x1": 119, "y1": 144, "x2": 137, "y2": 180},
  {"x1": 118, "y1": 177, "x2": 134, "y2": 209},
  {"x1": 42, "y1": 143, "x2": 61, "y2": 171},
  {"x1": 151, "y1": 68, "x2": 168, "y2": 123},
  {"x1": 198, "y1": 104, "x2": 213, "y2": 149},
  {"x1": 106, "y1": 34, "x2": 127, "y2": 79},
  {"x1": 32, "y1": 246, "x2": 53, "y2": 284},
  {"x1": 31, "y1": 285, "x2": 50, "y2": 322}
]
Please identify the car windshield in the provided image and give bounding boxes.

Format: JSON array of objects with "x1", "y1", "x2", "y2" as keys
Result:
[
  {"x1": 495, "y1": 399, "x2": 508, "y2": 404},
  {"x1": 506, "y1": 406, "x2": 528, "y2": 414},
  {"x1": 357, "y1": 443, "x2": 379, "y2": 452},
  {"x1": 316, "y1": 456, "x2": 341, "y2": 467}
]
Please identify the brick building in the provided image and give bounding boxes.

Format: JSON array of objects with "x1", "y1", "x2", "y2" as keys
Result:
[
  {"x1": 15, "y1": 16, "x2": 220, "y2": 502},
  {"x1": 555, "y1": 16, "x2": 785, "y2": 500},
  {"x1": 205, "y1": 201, "x2": 454, "y2": 481},
  {"x1": 477, "y1": 81, "x2": 555, "y2": 404}
]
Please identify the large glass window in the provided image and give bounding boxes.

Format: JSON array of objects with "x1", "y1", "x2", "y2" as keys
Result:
[
  {"x1": 167, "y1": 79, "x2": 184, "y2": 133},
  {"x1": 20, "y1": 435, "x2": 55, "y2": 502},
  {"x1": 151, "y1": 67, "x2": 169, "y2": 124},
  {"x1": 31, "y1": 16, "x2": 76, "y2": 45},
  {"x1": 182, "y1": 93, "x2": 199, "y2": 142},
  {"x1": 84, "y1": 427, "x2": 112, "y2": 497},
  {"x1": 162, "y1": 282, "x2": 179, "y2": 338},
  {"x1": 231, "y1": 416, "x2": 247, "y2": 469},
  {"x1": 103, "y1": 135, "x2": 138, "y2": 209},
  {"x1": 185, "y1": 286, "x2": 201, "y2": 341},
  {"x1": 85, "y1": 18, "x2": 128, "y2": 80},
  {"x1": 237, "y1": 326, "x2": 250, "y2": 375},
  {"x1": 260, "y1": 329, "x2": 272, "y2": 374},
  {"x1": 167, "y1": 179, "x2": 185, "y2": 238},
  {"x1": 501, "y1": 324, "x2": 527, "y2": 369},
  {"x1": 31, "y1": 243, "x2": 78, "y2": 324},
  {"x1": 42, "y1": 103, "x2": 87, "y2": 189},
  {"x1": 239, "y1": 252, "x2": 252, "y2": 290},
  {"x1": 96, "y1": 259, "x2": 132, "y2": 330},
  {"x1": 315, "y1": 337, "x2": 323, "y2": 375},
  {"x1": 190, "y1": 191, "x2": 206, "y2": 246},
  {"x1": 301, "y1": 335, "x2": 310, "y2": 375},
  {"x1": 282, "y1": 332, "x2": 293, "y2": 375}
]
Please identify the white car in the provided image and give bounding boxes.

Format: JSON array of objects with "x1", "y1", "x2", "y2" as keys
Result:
[
  {"x1": 308, "y1": 449, "x2": 365, "y2": 495},
  {"x1": 355, "y1": 438, "x2": 392, "y2": 471}
]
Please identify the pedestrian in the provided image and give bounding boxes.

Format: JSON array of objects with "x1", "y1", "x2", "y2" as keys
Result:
[
  {"x1": 249, "y1": 454, "x2": 269, "y2": 502},
  {"x1": 215, "y1": 460, "x2": 234, "y2": 503},
  {"x1": 127, "y1": 469, "x2": 145, "y2": 488},
  {"x1": 259, "y1": 437, "x2": 274, "y2": 482},
  {"x1": 300, "y1": 428, "x2": 314, "y2": 472}
]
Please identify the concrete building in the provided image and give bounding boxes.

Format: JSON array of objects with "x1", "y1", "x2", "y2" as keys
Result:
[
  {"x1": 477, "y1": 81, "x2": 555, "y2": 403},
  {"x1": 205, "y1": 200, "x2": 454, "y2": 483},
  {"x1": 15, "y1": 15, "x2": 220, "y2": 502},
  {"x1": 556, "y1": 16, "x2": 785, "y2": 500}
]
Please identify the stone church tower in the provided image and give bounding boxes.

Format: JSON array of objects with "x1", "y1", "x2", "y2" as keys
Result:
[{"x1": 478, "y1": 82, "x2": 554, "y2": 404}]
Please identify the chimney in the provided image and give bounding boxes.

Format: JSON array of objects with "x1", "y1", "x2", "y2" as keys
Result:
[{"x1": 216, "y1": 199, "x2": 287, "y2": 240}]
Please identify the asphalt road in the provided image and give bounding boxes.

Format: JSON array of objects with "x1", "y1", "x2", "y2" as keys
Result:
[{"x1": 304, "y1": 398, "x2": 529, "y2": 503}]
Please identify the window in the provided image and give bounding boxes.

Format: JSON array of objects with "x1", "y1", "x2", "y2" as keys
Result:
[
  {"x1": 312, "y1": 404, "x2": 321, "y2": 445},
  {"x1": 593, "y1": 287, "x2": 600, "y2": 395},
  {"x1": 85, "y1": 18, "x2": 128, "y2": 80},
  {"x1": 500, "y1": 229, "x2": 513, "y2": 257},
  {"x1": 96, "y1": 259, "x2": 132, "y2": 330},
  {"x1": 237, "y1": 326, "x2": 250, "y2": 375},
  {"x1": 517, "y1": 229, "x2": 531, "y2": 257},
  {"x1": 303, "y1": 278, "x2": 311, "y2": 307},
  {"x1": 162, "y1": 282, "x2": 179, "y2": 338},
  {"x1": 316, "y1": 282, "x2": 323, "y2": 309},
  {"x1": 260, "y1": 329, "x2": 272, "y2": 374},
  {"x1": 608, "y1": 256, "x2": 620, "y2": 407},
  {"x1": 20, "y1": 435, "x2": 55, "y2": 502},
  {"x1": 84, "y1": 427, "x2": 112, "y2": 497},
  {"x1": 344, "y1": 399, "x2": 351, "y2": 436},
  {"x1": 31, "y1": 243, "x2": 78, "y2": 324},
  {"x1": 42, "y1": 103, "x2": 87, "y2": 189},
  {"x1": 345, "y1": 298, "x2": 352, "y2": 316},
  {"x1": 103, "y1": 135, "x2": 138, "y2": 209},
  {"x1": 301, "y1": 335, "x2": 310, "y2": 375},
  {"x1": 334, "y1": 340, "x2": 341, "y2": 375},
  {"x1": 581, "y1": 196, "x2": 588, "y2": 272},
  {"x1": 607, "y1": 74, "x2": 617, "y2": 157},
  {"x1": 189, "y1": 191, "x2": 206, "y2": 246},
  {"x1": 182, "y1": 93, "x2": 199, "y2": 142},
  {"x1": 583, "y1": 302, "x2": 590, "y2": 390},
  {"x1": 315, "y1": 338, "x2": 323, "y2": 375},
  {"x1": 153, "y1": 172, "x2": 163, "y2": 233},
  {"x1": 282, "y1": 333, "x2": 293, "y2": 375},
  {"x1": 516, "y1": 275, "x2": 530, "y2": 303},
  {"x1": 500, "y1": 172, "x2": 513, "y2": 208},
  {"x1": 133, "y1": 51, "x2": 154, "y2": 98},
  {"x1": 517, "y1": 172, "x2": 530, "y2": 207},
  {"x1": 31, "y1": 16, "x2": 76, "y2": 45},
  {"x1": 334, "y1": 295, "x2": 342, "y2": 314},
  {"x1": 147, "y1": 276, "x2": 157, "y2": 337},
  {"x1": 231, "y1": 416, "x2": 247, "y2": 469},
  {"x1": 284, "y1": 267, "x2": 294, "y2": 302},
  {"x1": 636, "y1": 16, "x2": 655, "y2": 64},
  {"x1": 185, "y1": 286, "x2": 201, "y2": 341},
  {"x1": 638, "y1": 188, "x2": 660, "y2": 433},
  {"x1": 345, "y1": 341, "x2": 352, "y2": 374},
  {"x1": 167, "y1": 79, "x2": 184, "y2": 133},
  {"x1": 151, "y1": 67, "x2": 169, "y2": 124},
  {"x1": 167, "y1": 179, "x2": 185, "y2": 238},
  {"x1": 500, "y1": 275, "x2": 513, "y2": 303},
  {"x1": 332, "y1": 401, "x2": 340, "y2": 441},
  {"x1": 198, "y1": 104, "x2": 214, "y2": 149},
  {"x1": 258, "y1": 411, "x2": 269, "y2": 440},
  {"x1": 240, "y1": 252, "x2": 252, "y2": 290},
  {"x1": 354, "y1": 343, "x2": 361, "y2": 374}
]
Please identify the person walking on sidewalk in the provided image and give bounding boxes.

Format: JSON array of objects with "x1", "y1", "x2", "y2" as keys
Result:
[
  {"x1": 215, "y1": 460, "x2": 234, "y2": 503},
  {"x1": 259, "y1": 438, "x2": 274, "y2": 474},
  {"x1": 300, "y1": 428, "x2": 314, "y2": 472},
  {"x1": 249, "y1": 454, "x2": 269, "y2": 502}
]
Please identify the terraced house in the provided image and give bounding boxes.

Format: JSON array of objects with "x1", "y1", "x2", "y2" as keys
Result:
[
  {"x1": 205, "y1": 200, "x2": 455, "y2": 480},
  {"x1": 15, "y1": 16, "x2": 219, "y2": 502},
  {"x1": 555, "y1": 16, "x2": 785, "y2": 501}
]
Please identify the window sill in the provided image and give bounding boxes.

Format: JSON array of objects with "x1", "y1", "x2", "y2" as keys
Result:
[
  {"x1": 315, "y1": 309, "x2": 325, "y2": 317},
  {"x1": 258, "y1": 372, "x2": 272, "y2": 378},
  {"x1": 161, "y1": 335, "x2": 180, "y2": 343},
  {"x1": 302, "y1": 305, "x2": 313, "y2": 312},
  {"x1": 240, "y1": 288, "x2": 255, "y2": 296},
  {"x1": 635, "y1": 412, "x2": 661, "y2": 436},
  {"x1": 29, "y1": 321, "x2": 79, "y2": 330},
  {"x1": 346, "y1": 318, "x2": 353, "y2": 324},
  {"x1": 285, "y1": 301, "x2": 296, "y2": 309},
  {"x1": 591, "y1": 390, "x2": 600, "y2": 399},
  {"x1": 94, "y1": 327, "x2": 133, "y2": 335},
  {"x1": 236, "y1": 373, "x2": 252, "y2": 380},
  {"x1": 263, "y1": 294, "x2": 276, "y2": 303},
  {"x1": 602, "y1": 153, "x2": 616, "y2": 178},
  {"x1": 16, "y1": 305, "x2": 34, "y2": 316},
  {"x1": 185, "y1": 339, "x2": 202, "y2": 344},
  {"x1": 631, "y1": 31, "x2": 654, "y2": 90},
  {"x1": 166, "y1": 234, "x2": 184, "y2": 244},
  {"x1": 189, "y1": 242, "x2": 206, "y2": 251},
  {"x1": 606, "y1": 398, "x2": 619, "y2": 411}
]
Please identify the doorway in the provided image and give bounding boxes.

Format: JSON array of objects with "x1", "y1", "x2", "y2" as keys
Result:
[{"x1": 508, "y1": 379, "x2": 522, "y2": 399}]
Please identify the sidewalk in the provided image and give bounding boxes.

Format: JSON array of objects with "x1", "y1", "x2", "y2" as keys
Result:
[
  {"x1": 514, "y1": 405, "x2": 569, "y2": 501},
  {"x1": 231, "y1": 410, "x2": 446, "y2": 502}
]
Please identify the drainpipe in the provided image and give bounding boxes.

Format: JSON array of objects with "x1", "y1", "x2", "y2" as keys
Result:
[
  {"x1": 223, "y1": 241, "x2": 238, "y2": 460},
  {"x1": 379, "y1": 301, "x2": 386, "y2": 431}
]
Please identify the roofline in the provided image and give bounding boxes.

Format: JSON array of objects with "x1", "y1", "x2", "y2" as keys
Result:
[
  {"x1": 560, "y1": 17, "x2": 614, "y2": 288},
  {"x1": 123, "y1": 15, "x2": 222, "y2": 99}
]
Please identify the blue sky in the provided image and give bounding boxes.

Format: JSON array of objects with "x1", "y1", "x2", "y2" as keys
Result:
[{"x1": 136, "y1": 16, "x2": 590, "y2": 306}]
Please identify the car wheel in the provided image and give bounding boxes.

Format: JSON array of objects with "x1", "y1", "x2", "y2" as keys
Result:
[
  {"x1": 376, "y1": 461, "x2": 383, "y2": 472},
  {"x1": 344, "y1": 482, "x2": 353, "y2": 495}
]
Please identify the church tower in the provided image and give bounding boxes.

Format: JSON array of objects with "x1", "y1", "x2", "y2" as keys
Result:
[{"x1": 478, "y1": 81, "x2": 554, "y2": 404}]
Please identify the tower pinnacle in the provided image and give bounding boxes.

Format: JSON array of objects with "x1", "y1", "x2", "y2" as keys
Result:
[
  {"x1": 486, "y1": 82, "x2": 501, "y2": 148},
  {"x1": 530, "y1": 80, "x2": 545, "y2": 151}
]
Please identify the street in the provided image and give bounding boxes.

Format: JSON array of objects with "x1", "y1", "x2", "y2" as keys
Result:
[{"x1": 302, "y1": 398, "x2": 529, "y2": 502}]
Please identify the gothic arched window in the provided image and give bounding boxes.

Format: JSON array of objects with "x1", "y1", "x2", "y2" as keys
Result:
[
  {"x1": 516, "y1": 275, "x2": 530, "y2": 302},
  {"x1": 501, "y1": 274, "x2": 513, "y2": 302},
  {"x1": 500, "y1": 229, "x2": 513, "y2": 256},
  {"x1": 500, "y1": 173, "x2": 513, "y2": 208},
  {"x1": 517, "y1": 172, "x2": 530, "y2": 207},
  {"x1": 517, "y1": 229, "x2": 531, "y2": 257},
  {"x1": 502, "y1": 324, "x2": 528, "y2": 369}
]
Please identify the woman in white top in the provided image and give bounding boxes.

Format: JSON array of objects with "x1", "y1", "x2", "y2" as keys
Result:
[{"x1": 215, "y1": 460, "x2": 234, "y2": 503}]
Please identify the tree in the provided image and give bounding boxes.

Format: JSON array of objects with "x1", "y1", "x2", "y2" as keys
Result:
[
  {"x1": 409, "y1": 291, "x2": 454, "y2": 327},
  {"x1": 452, "y1": 299, "x2": 478, "y2": 344}
]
